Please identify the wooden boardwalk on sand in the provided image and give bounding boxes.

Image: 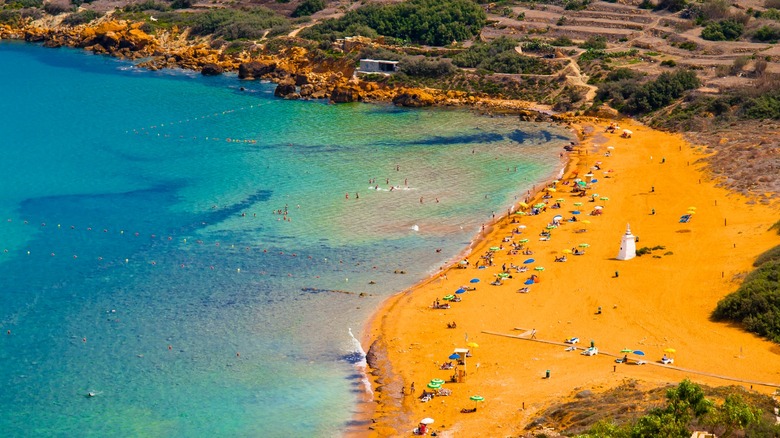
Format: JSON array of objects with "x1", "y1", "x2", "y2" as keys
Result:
[{"x1": 483, "y1": 330, "x2": 780, "y2": 389}]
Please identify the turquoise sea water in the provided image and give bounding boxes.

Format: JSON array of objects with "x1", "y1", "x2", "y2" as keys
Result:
[{"x1": 0, "y1": 41, "x2": 572, "y2": 436}]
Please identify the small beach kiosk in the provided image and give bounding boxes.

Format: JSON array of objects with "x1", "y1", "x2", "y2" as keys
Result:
[{"x1": 452, "y1": 348, "x2": 470, "y2": 382}]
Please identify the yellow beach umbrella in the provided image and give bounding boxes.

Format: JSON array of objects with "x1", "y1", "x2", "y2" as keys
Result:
[
  {"x1": 562, "y1": 249, "x2": 572, "y2": 254},
  {"x1": 687, "y1": 211, "x2": 696, "y2": 215},
  {"x1": 664, "y1": 348, "x2": 676, "y2": 354},
  {"x1": 467, "y1": 342, "x2": 479, "y2": 348},
  {"x1": 519, "y1": 202, "x2": 529, "y2": 208},
  {"x1": 547, "y1": 187, "x2": 557, "y2": 192},
  {"x1": 580, "y1": 220, "x2": 591, "y2": 224}
]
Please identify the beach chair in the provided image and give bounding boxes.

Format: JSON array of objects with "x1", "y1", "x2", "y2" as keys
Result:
[
  {"x1": 661, "y1": 357, "x2": 674, "y2": 365},
  {"x1": 679, "y1": 214, "x2": 691, "y2": 223}
]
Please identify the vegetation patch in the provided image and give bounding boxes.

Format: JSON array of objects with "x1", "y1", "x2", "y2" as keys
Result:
[
  {"x1": 595, "y1": 69, "x2": 699, "y2": 115},
  {"x1": 712, "y1": 242, "x2": 780, "y2": 343},
  {"x1": 299, "y1": 0, "x2": 486, "y2": 46},
  {"x1": 452, "y1": 36, "x2": 553, "y2": 74},
  {"x1": 190, "y1": 7, "x2": 288, "y2": 40}
]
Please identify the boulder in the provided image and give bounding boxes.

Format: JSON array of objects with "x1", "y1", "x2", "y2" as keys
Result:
[
  {"x1": 274, "y1": 80, "x2": 297, "y2": 98},
  {"x1": 392, "y1": 90, "x2": 435, "y2": 107},
  {"x1": 238, "y1": 60, "x2": 276, "y2": 79},
  {"x1": 330, "y1": 85, "x2": 362, "y2": 103},
  {"x1": 300, "y1": 84, "x2": 314, "y2": 98},
  {"x1": 201, "y1": 63, "x2": 223, "y2": 76}
]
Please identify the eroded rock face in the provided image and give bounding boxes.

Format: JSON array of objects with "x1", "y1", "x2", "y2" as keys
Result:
[
  {"x1": 238, "y1": 60, "x2": 276, "y2": 79},
  {"x1": 201, "y1": 63, "x2": 223, "y2": 76}
]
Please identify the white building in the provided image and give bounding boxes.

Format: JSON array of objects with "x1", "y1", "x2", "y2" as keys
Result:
[
  {"x1": 357, "y1": 59, "x2": 399, "y2": 74},
  {"x1": 616, "y1": 223, "x2": 636, "y2": 260}
]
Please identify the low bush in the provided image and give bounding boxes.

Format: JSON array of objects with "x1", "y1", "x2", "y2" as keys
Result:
[
  {"x1": 62, "y1": 9, "x2": 100, "y2": 26},
  {"x1": 399, "y1": 57, "x2": 456, "y2": 78},
  {"x1": 701, "y1": 19, "x2": 744, "y2": 41},
  {"x1": 292, "y1": 0, "x2": 324, "y2": 17},
  {"x1": 191, "y1": 7, "x2": 288, "y2": 40}
]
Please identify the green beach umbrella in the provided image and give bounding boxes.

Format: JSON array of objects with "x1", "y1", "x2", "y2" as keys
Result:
[
  {"x1": 514, "y1": 211, "x2": 526, "y2": 215},
  {"x1": 534, "y1": 203, "x2": 546, "y2": 209},
  {"x1": 620, "y1": 348, "x2": 633, "y2": 353},
  {"x1": 470, "y1": 395, "x2": 485, "y2": 410},
  {"x1": 519, "y1": 238, "x2": 529, "y2": 243},
  {"x1": 600, "y1": 197, "x2": 609, "y2": 201},
  {"x1": 443, "y1": 294, "x2": 455, "y2": 301},
  {"x1": 577, "y1": 181, "x2": 587, "y2": 187},
  {"x1": 556, "y1": 198, "x2": 565, "y2": 203},
  {"x1": 489, "y1": 246, "x2": 501, "y2": 251},
  {"x1": 534, "y1": 266, "x2": 545, "y2": 271},
  {"x1": 546, "y1": 225, "x2": 557, "y2": 230},
  {"x1": 574, "y1": 202, "x2": 583, "y2": 206},
  {"x1": 578, "y1": 243, "x2": 590, "y2": 248},
  {"x1": 427, "y1": 382, "x2": 442, "y2": 389},
  {"x1": 497, "y1": 272, "x2": 510, "y2": 278}
]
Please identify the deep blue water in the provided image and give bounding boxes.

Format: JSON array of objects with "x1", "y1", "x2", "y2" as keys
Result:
[{"x1": 0, "y1": 41, "x2": 571, "y2": 436}]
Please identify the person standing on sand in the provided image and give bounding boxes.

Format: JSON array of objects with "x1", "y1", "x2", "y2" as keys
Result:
[{"x1": 531, "y1": 329, "x2": 537, "y2": 339}]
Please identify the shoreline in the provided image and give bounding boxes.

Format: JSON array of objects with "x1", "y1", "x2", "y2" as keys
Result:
[
  {"x1": 351, "y1": 120, "x2": 589, "y2": 436},
  {"x1": 359, "y1": 118, "x2": 780, "y2": 436}
]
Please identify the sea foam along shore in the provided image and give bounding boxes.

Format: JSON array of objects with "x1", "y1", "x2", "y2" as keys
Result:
[{"x1": 360, "y1": 118, "x2": 780, "y2": 437}]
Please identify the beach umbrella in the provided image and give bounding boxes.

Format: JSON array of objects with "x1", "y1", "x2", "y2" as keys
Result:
[
  {"x1": 546, "y1": 225, "x2": 557, "y2": 230},
  {"x1": 430, "y1": 379, "x2": 445, "y2": 385},
  {"x1": 420, "y1": 418, "x2": 435, "y2": 425},
  {"x1": 594, "y1": 206, "x2": 603, "y2": 210},
  {"x1": 449, "y1": 353, "x2": 461, "y2": 360},
  {"x1": 517, "y1": 225, "x2": 527, "y2": 229},
  {"x1": 578, "y1": 243, "x2": 590, "y2": 248},
  {"x1": 523, "y1": 258, "x2": 535, "y2": 264},
  {"x1": 572, "y1": 211, "x2": 581, "y2": 215},
  {"x1": 443, "y1": 294, "x2": 455, "y2": 301},
  {"x1": 600, "y1": 197, "x2": 609, "y2": 201},
  {"x1": 664, "y1": 348, "x2": 676, "y2": 354},
  {"x1": 534, "y1": 203, "x2": 546, "y2": 209},
  {"x1": 607, "y1": 146, "x2": 615, "y2": 150},
  {"x1": 519, "y1": 239, "x2": 529, "y2": 244},
  {"x1": 556, "y1": 198, "x2": 565, "y2": 203},
  {"x1": 576, "y1": 181, "x2": 587, "y2": 187},
  {"x1": 470, "y1": 278, "x2": 480, "y2": 283},
  {"x1": 580, "y1": 220, "x2": 591, "y2": 224},
  {"x1": 524, "y1": 279, "x2": 534, "y2": 285},
  {"x1": 467, "y1": 342, "x2": 479, "y2": 348},
  {"x1": 633, "y1": 350, "x2": 645, "y2": 356},
  {"x1": 687, "y1": 210, "x2": 696, "y2": 215},
  {"x1": 546, "y1": 187, "x2": 556, "y2": 192},
  {"x1": 584, "y1": 173, "x2": 594, "y2": 177},
  {"x1": 470, "y1": 395, "x2": 485, "y2": 409},
  {"x1": 489, "y1": 246, "x2": 500, "y2": 251},
  {"x1": 497, "y1": 272, "x2": 510, "y2": 278},
  {"x1": 534, "y1": 266, "x2": 545, "y2": 271},
  {"x1": 455, "y1": 288, "x2": 467, "y2": 294},
  {"x1": 519, "y1": 202, "x2": 529, "y2": 208},
  {"x1": 591, "y1": 193, "x2": 599, "y2": 198},
  {"x1": 427, "y1": 382, "x2": 442, "y2": 389},
  {"x1": 574, "y1": 202, "x2": 583, "y2": 206},
  {"x1": 553, "y1": 215, "x2": 563, "y2": 222},
  {"x1": 590, "y1": 179, "x2": 598, "y2": 183},
  {"x1": 620, "y1": 348, "x2": 633, "y2": 353},
  {"x1": 514, "y1": 211, "x2": 526, "y2": 215},
  {"x1": 562, "y1": 249, "x2": 572, "y2": 254}
]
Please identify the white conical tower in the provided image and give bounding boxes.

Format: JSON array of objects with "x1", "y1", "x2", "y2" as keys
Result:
[{"x1": 617, "y1": 223, "x2": 636, "y2": 260}]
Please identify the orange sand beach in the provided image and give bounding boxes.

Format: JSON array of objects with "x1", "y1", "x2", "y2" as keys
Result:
[{"x1": 361, "y1": 119, "x2": 780, "y2": 437}]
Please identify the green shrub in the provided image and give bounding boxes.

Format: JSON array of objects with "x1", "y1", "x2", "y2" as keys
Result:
[
  {"x1": 597, "y1": 69, "x2": 699, "y2": 115},
  {"x1": 550, "y1": 36, "x2": 574, "y2": 46},
  {"x1": 605, "y1": 68, "x2": 641, "y2": 82},
  {"x1": 170, "y1": 0, "x2": 193, "y2": 9},
  {"x1": 753, "y1": 25, "x2": 780, "y2": 42},
  {"x1": 299, "y1": 0, "x2": 486, "y2": 46},
  {"x1": 0, "y1": 9, "x2": 22, "y2": 25},
  {"x1": 761, "y1": 8, "x2": 780, "y2": 20},
  {"x1": 701, "y1": 19, "x2": 744, "y2": 41},
  {"x1": 655, "y1": 0, "x2": 687, "y2": 12},
  {"x1": 676, "y1": 41, "x2": 698, "y2": 51},
  {"x1": 8, "y1": 0, "x2": 43, "y2": 8},
  {"x1": 399, "y1": 57, "x2": 456, "y2": 78},
  {"x1": 580, "y1": 35, "x2": 607, "y2": 50},
  {"x1": 43, "y1": 2, "x2": 71, "y2": 14},
  {"x1": 661, "y1": 59, "x2": 677, "y2": 67},
  {"x1": 123, "y1": 0, "x2": 169, "y2": 12},
  {"x1": 191, "y1": 7, "x2": 288, "y2": 40},
  {"x1": 62, "y1": 9, "x2": 100, "y2": 25},
  {"x1": 292, "y1": 0, "x2": 325, "y2": 17}
]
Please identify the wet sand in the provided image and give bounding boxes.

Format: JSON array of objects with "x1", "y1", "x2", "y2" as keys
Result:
[{"x1": 361, "y1": 119, "x2": 780, "y2": 437}]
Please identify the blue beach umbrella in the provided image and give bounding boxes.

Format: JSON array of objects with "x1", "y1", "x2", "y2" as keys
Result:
[
  {"x1": 455, "y1": 288, "x2": 467, "y2": 294},
  {"x1": 470, "y1": 278, "x2": 480, "y2": 283},
  {"x1": 524, "y1": 279, "x2": 534, "y2": 285},
  {"x1": 449, "y1": 353, "x2": 461, "y2": 360},
  {"x1": 633, "y1": 350, "x2": 645, "y2": 356},
  {"x1": 523, "y1": 258, "x2": 535, "y2": 264},
  {"x1": 572, "y1": 211, "x2": 581, "y2": 215}
]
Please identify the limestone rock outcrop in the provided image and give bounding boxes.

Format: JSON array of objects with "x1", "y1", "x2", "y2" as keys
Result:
[
  {"x1": 201, "y1": 63, "x2": 223, "y2": 76},
  {"x1": 238, "y1": 60, "x2": 276, "y2": 79},
  {"x1": 392, "y1": 89, "x2": 435, "y2": 107},
  {"x1": 330, "y1": 85, "x2": 362, "y2": 103}
]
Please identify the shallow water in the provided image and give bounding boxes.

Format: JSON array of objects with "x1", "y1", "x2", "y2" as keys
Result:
[{"x1": 0, "y1": 41, "x2": 572, "y2": 436}]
